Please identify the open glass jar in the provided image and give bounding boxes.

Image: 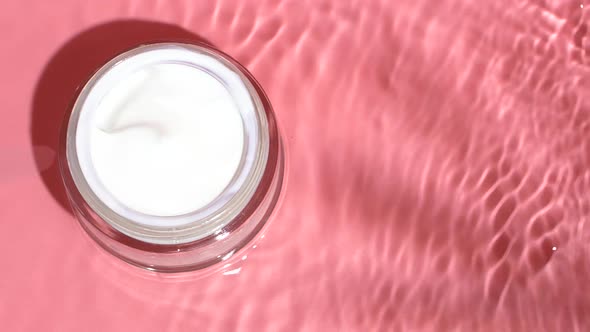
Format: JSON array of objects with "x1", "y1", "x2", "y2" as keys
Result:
[{"x1": 59, "y1": 42, "x2": 285, "y2": 273}]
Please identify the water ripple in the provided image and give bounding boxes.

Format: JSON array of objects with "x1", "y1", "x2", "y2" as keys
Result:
[{"x1": 10, "y1": 0, "x2": 590, "y2": 331}]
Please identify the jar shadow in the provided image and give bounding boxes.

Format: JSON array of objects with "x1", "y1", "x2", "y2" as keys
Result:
[{"x1": 30, "y1": 19, "x2": 213, "y2": 214}]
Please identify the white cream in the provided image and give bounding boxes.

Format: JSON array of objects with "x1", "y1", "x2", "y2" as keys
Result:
[
  {"x1": 73, "y1": 45, "x2": 261, "y2": 229},
  {"x1": 90, "y1": 63, "x2": 243, "y2": 217}
]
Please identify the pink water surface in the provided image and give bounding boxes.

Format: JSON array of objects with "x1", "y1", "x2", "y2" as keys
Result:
[{"x1": 2, "y1": 0, "x2": 590, "y2": 331}]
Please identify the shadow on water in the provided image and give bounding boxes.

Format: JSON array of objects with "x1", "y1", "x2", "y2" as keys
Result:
[{"x1": 30, "y1": 20, "x2": 212, "y2": 214}]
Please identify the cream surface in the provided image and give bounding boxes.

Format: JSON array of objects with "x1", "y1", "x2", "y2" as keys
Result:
[{"x1": 88, "y1": 63, "x2": 244, "y2": 217}]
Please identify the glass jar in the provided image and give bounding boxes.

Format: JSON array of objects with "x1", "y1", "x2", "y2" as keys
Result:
[{"x1": 59, "y1": 42, "x2": 285, "y2": 273}]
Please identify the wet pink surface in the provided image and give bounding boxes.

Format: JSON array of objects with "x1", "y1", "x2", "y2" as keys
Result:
[{"x1": 2, "y1": 0, "x2": 590, "y2": 331}]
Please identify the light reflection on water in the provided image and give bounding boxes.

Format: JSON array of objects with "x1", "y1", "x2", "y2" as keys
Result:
[{"x1": 20, "y1": 0, "x2": 590, "y2": 330}]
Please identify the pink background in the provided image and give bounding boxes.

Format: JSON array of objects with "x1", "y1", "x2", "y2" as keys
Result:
[{"x1": 3, "y1": 0, "x2": 590, "y2": 331}]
